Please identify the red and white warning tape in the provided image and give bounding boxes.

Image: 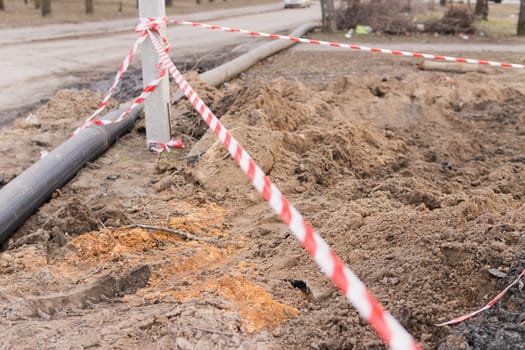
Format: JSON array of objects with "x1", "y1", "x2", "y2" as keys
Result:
[
  {"x1": 148, "y1": 139, "x2": 185, "y2": 153},
  {"x1": 437, "y1": 268, "x2": 525, "y2": 326},
  {"x1": 146, "y1": 28, "x2": 421, "y2": 350},
  {"x1": 77, "y1": 34, "x2": 147, "y2": 131},
  {"x1": 74, "y1": 68, "x2": 167, "y2": 135},
  {"x1": 139, "y1": 17, "x2": 525, "y2": 70},
  {"x1": 74, "y1": 24, "x2": 183, "y2": 152}
]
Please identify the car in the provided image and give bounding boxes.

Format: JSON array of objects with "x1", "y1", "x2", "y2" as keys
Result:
[
  {"x1": 284, "y1": 0, "x2": 311, "y2": 9},
  {"x1": 489, "y1": 0, "x2": 502, "y2": 3}
]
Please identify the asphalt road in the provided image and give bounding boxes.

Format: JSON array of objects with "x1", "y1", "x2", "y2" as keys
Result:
[{"x1": 0, "y1": 3, "x2": 320, "y2": 114}]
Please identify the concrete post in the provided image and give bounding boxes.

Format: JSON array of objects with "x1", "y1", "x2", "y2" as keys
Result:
[{"x1": 139, "y1": 0, "x2": 171, "y2": 148}]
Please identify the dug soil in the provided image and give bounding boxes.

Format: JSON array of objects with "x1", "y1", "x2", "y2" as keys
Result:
[{"x1": 1, "y1": 49, "x2": 524, "y2": 349}]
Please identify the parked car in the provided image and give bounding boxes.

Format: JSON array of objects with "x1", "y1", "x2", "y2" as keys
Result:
[{"x1": 284, "y1": 0, "x2": 311, "y2": 9}]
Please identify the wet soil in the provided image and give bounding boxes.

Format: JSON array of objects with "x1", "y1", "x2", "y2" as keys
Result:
[{"x1": 0, "y1": 50, "x2": 524, "y2": 349}]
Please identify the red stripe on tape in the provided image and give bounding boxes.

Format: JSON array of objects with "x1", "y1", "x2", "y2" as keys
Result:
[
  {"x1": 331, "y1": 250, "x2": 348, "y2": 293},
  {"x1": 166, "y1": 19, "x2": 525, "y2": 70},
  {"x1": 437, "y1": 268, "x2": 525, "y2": 326}
]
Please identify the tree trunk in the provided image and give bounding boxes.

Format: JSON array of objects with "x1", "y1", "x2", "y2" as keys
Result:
[
  {"x1": 482, "y1": 0, "x2": 488, "y2": 20},
  {"x1": 475, "y1": 0, "x2": 488, "y2": 20},
  {"x1": 320, "y1": 0, "x2": 336, "y2": 32},
  {"x1": 0, "y1": 0, "x2": 4, "y2": 11},
  {"x1": 475, "y1": 0, "x2": 483, "y2": 14},
  {"x1": 41, "y1": 0, "x2": 51, "y2": 16},
  {"x1": 518, "y1": 0, "x2": 525, "y2": 36},
  {"x1": 440, "y1": 0, "x2": 446, "y2": 6},
  {"x1": 85, "y1": 0, "x2": 93, "y2": 14},
  {"x1": 429, "y1": 0, "x2": 435, "y2": 11},
  {"x1": 35, "y1": 0, "x2": 41, "y2": 9},
  {"x1": 165, "y1": 0, "x2": 172, "y2": 6}
]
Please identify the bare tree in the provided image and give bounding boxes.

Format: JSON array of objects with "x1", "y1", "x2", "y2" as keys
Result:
[
  {"x1": 519, "y1": 0, "x2": 525, "y2": 36},
  {"x1": 41, "y1": 0, "x2": 51, "y2": 16},
  {"x1": 0, "y1": 0, "x2": 4, "y2": 11},
  {"x1": 475, "y1": 0, "x2": 488, "y2": 20},
  {"x1": 440, "y1": 0, "x2": 446, "y2": 6},
  {"x1": 165, "y1": 0, "x2": 172, "y2": 6},
  {"x1": 321, "y1": 0, "x2": 336, "y2": 32},
  {"x1": 85, "y1": 0, "x2": 93, "y2": 14}
]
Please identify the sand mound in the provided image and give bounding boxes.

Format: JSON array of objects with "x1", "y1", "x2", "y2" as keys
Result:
[{"x1": 189, "y1": 79, "x2": 407, "y2": 197}]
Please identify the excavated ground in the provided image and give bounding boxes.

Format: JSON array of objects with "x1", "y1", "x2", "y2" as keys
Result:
[{"x1": 1, "y1": 50, "x2": 525, "y2": 349}]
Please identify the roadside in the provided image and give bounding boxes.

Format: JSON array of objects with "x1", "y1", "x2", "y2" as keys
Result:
[
  {"x1": 0, "y1": 2, "x2": 284, "y2": 46},
  {"x1": 0, "y1": 4, "x2": 320, "y2": 120},
  {"x1": 293, "y1": 37, "x2": 525, "y2": 53},
  {"x1": 0, "y1": 0, "x2": 280, "y2": 29},
  {"x1": 1, "y1": 1, "x2": 525, "y2": 349}
]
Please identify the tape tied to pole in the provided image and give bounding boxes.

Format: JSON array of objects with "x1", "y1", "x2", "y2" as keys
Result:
[
  {"x1": 73, "y1": 68, "x2": 168, "y2": 136},
  {"x1": 148, "y1": 139, "x2": 185, "y2": 153},
  {"x1": 144, "y1": 26, "x2": 421, "y2": 350}
]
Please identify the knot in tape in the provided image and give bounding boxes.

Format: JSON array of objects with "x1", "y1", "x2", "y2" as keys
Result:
[
  {"x1": 136, "y1": 17, "x2": 168, "y2": 35},
  {"x1": 136, "y1": 17, "x2": 171, "y2": 58},
  {"x1": 148, "y1": 139, "x2": 185, "y2": 153}
]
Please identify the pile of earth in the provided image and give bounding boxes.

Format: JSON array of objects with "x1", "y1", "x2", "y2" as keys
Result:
[{"x1": 0, "y1": 51, "x2": 524, "y2": 349}]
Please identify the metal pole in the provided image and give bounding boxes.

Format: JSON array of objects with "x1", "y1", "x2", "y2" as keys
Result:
[{"x1": 139, "y1": 0, "x2": 171, "y2": 148}]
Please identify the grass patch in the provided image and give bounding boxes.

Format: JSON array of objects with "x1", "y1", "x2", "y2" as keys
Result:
[{"x1": 476, "y1": 18, "x2": 518, "y2": 37}]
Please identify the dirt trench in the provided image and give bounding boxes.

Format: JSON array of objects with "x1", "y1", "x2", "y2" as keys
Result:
[{"x1": 0, "y1": 50, "x2": 525, "y2": 349}]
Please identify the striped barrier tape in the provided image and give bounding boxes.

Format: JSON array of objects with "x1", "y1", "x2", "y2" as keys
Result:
[
  {"x1": 149, "y1": 139, "x2": 185, "y2": 153},
  {"x1": 73, "y1": 68, "x2": 167, "y2": 135},
  {"x1": 73, "y1": 23, "x2": 182, "y2": 153},
  {"x1": 77, "y1": 34, "x2": 147, "y2": 132},
  {"x1": 146, "y1": 28, "x2": 421, "y2": 350},
  {"x1": 437, "y1": 267, "x2": 525, "y2": 326},
  {"x1": 138, "y1": 17, "x2": 525, "y2": 70}
]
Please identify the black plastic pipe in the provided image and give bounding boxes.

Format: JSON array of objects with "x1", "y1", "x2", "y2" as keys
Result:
[{"x1": 0, "y1": 107, "x2": 141, "y2": 245}]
